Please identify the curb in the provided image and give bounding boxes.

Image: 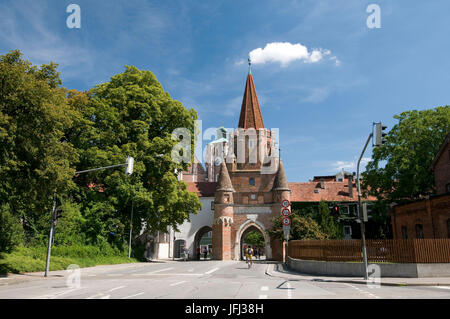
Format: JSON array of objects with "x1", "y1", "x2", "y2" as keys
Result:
[{"x1": 266, "y1": 263, "x2": 450, "y2": 287}]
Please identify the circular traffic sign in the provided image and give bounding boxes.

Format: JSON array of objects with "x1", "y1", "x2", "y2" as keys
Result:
[
  {"x1": 282, "y1": 217, "x2": 291, "y2": 226},
  {"x1": 281, "y1": 199, "x2": 290, "y2": 208},
  {"x1": 281, "y1": 208, "x2": 291, "y2": 217}
]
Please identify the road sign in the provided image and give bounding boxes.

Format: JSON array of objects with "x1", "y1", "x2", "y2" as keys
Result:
[
  {"x1": 283, "y1": 225, "x2": 290, "y2": 241},
  {"x1": 281, "y1": 208, "x2": 291, "y2": 217},
  {"x1": 281, "y1": 199, "x2": 290, "y2": 208},
  {"x1": 282, "y1": 217, "x2": 291, "y2": 226}
]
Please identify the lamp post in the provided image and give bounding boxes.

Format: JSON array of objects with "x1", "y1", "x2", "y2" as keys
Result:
[{"x1": 44, "y1": 157, "x2": 135, "y2": 277}]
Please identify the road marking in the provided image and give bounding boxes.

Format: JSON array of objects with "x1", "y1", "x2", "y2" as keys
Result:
[
  {"x1": 132, "y1": 273, "x2": 203, "y2": 276},
  {"x1": 259, "y1": 295, "x2": 267, "y2": 299},
  {"x1": 286, "y1": 282, "x2": 292, "y2": 299},
  {"x1": 345, "y1": 283, "x2": 380, "y2": 299},
  {"x1": 170, "y1": 281, "x2": 187, "y2": 287},
  {"x1": 187, "y1": 268, "x2": 194, "y2": 272},
  {"x1": 435, "y1": 286, "x2": 450, "y2": 290},
  {"x1": 108, "y1": 286, "x2": 126, "y2": 292},
  {"x1": 107, "y1": 274, "x2": 123, "y2": 277},
  {"x1": 100, "y1": 295, "x2": 110, "y2": 299},
  {"x1": 148, "y1": 267, "x2": 174, "y2": 274},
  {"x1": 205, "y1": 267, "x2": 219, "y2": 275},
  {"x1": 37, "y1": 287, "x2": 84, "y2": 299},
  {"x1": 121, "y1": 292, "x2": 144, "y2": 299},
  {"x1": 261, "y1": 286, "x2": 269, "y2": 291}
]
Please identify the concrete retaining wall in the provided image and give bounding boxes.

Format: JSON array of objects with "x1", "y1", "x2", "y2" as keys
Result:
[{"x1": 287, "y1": 257, "x2": 450, "y2": 278}]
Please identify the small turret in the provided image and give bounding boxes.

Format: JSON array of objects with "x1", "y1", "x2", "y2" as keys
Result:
[{"x1": 215, "y1": 162, "x2": 234, "y2": 204}]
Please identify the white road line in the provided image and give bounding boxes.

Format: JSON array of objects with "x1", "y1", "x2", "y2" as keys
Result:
[
  {"x1": 108, "y1": 286, "x2": 126, "y2": 292},
  {"x1": 187, "y1": 268, "x2": 194, "y2": 272},
  {"x1": 170, "y1": 281, "x2": 187, "y2": 287},
  {"x1": 37, "y1": 288, "x2": 84, "y2": 299},
  {"x1": 132, "y1": 273, "x2": 203, "y2": 276},
  {"x1": 148, "y1": 267, "x2": 174, "y2": 274},
  {"x1": 121, "y1": 292, "x2": 144, "y2": 299},
  {"x1": 261, "y1": 286, "x2": 269, "y2": 291},
  {"x1": 435, "y1": 286, "x2": 450, "y2": 290},
  {"x1": 205, "y1": 267, "x2": 219, "y2": 275},
  {"x1": 100, "y1": 295, "x2": 110, "y2": 299},
  {"x1": 259, "y1": 295, "x2": 268, "y2": 299},
  {"x1": 107, "y1": 274, "x2": 123, "y2": 276},
  {"x1": 287, "y1": 282, "x2": 292, "y2": 299}
]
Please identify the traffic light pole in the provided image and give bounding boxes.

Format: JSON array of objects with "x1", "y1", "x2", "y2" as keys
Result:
[
  {"x1": 356, "y1": 133, "x2": 372, "y2": 281},
  {"x1": 44, "y1": 197, "x2": 57, "y2": 277}
]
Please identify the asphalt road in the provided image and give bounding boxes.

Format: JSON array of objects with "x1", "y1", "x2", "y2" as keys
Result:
[{"x1": 1, "y1": 260, "x2": 450, "y2": 299}]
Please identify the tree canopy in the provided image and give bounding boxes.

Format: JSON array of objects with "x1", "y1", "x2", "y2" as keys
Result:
[
  {"x1": 0, "y1": 51, "x2": 201, "y2": 253},
  {"x1": 362, "y1": 107, "x2": 450, "y2": 202},
  {"x1": 268, "y1": 213, "x2": 326, "y2": 241}
]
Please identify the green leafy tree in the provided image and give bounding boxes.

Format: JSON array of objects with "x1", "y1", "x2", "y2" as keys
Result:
[
  {"x1": 268, "y1": 213, "x2": 326, "y2": 241},
  {"x1": 244, "y1": 231, "x2": 265, "y2": 247},
  {"x1": 0, "y1": 204, "x2": 25, "y2": 253},
  {"x1": 0, "y1": 50, "x2": 79, "y2": 243},
  {"x1": 69, "y1": 66, "x2": 202, "y2": 243},
  {"x1": 317, "y1": 201, "x2": 343, "y2": 239},
  {"x1": 363, "y1": 107, "x2": 450, "y2": 202}
]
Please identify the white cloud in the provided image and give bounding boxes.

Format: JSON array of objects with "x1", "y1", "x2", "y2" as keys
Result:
[
  {"x1": 249, "y1": 42, "x2": 337, "y2": 67},
  {"x1": 331, "y1": 157, "x2": 371, "y2": 173}
]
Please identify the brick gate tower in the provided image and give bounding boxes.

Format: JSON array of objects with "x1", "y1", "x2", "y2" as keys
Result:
[{"x1": 212, "y1": 62, "x2": 291, "y2": 261}]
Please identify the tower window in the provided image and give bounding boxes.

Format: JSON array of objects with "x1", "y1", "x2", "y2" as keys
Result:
[{"x1": 249, "y1": 177, "x2": 255, "y2": 186}]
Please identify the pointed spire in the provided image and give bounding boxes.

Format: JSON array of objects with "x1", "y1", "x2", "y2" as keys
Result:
[
  {"x1": 273, "y1": 160, "x2": 290, "y2": 191},
  {"x1": 216, "y1": 162, "x2": 234, "y2": 192},
  {"x1": 238, "y1": 70, "x2": 265, "y2": 130}
]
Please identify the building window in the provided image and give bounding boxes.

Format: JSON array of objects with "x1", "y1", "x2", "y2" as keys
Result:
[
  {"x1": 211, "y1": 201, "x2": 214, "y2": 211},
  {"x1": 341, "y1": 206, "x2": 350, "y2": 215},
  {"x1": 415, "y1": 224, "x2": 424, "y2": 239},
  {"x1": 250, "y1": 194, "x2": 256, "y2": 200},
  {"x1": 343, "y1": 226, "x2": 352, "y2": 236},
  {"x1": 447, "y1": 183, "x2": 450, "y2": 193},
  {"x1": 249, "y1": 177, "x2": 255, "y2": 186},
  {"x1": 401, "y1": 226, "x2": 408, "y2": 239}
]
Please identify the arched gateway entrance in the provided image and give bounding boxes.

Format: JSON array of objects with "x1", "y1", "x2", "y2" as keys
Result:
[
  {"x1": 194, "y1": 226, "x2": 212, "y2": 260},
  {"x1": 234, "y1": 220, "x2": 272, "y2": 261}
]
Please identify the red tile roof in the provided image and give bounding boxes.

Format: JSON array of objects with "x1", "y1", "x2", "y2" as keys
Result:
[
  {"x1": 185, "y1": 181, "x2": 377, "y2": 202},
  {"x1": 288, "y1": 182, "x2": 377, "y2": 202},
  {"x1": 186, "y1": 182, "x2": 217, "y2": 197}
]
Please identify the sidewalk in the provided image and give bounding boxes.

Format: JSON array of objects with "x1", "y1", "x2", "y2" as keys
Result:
[{"x1": 266, "y1": 262, "x2": 450, "y2": 287}]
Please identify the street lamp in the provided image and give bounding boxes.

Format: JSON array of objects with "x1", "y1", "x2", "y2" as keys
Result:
[{"x1": 44, "y1": 156, "x2": 135, "y2": 277}]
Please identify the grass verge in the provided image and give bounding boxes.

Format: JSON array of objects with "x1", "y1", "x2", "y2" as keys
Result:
[{"x1": 0, "y1": 245, "x2": 138, "y2": 275}]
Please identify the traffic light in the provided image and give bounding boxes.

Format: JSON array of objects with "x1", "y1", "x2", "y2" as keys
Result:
[
  {"x1": 330, "y1": 205, "x2": 339, "y2": 216},
  {"x1": 375, "y1": 122, "x2": 387, "y2": 146},
  {"x1": 125, "y1": 156, "x2": 134, "y2": 175}
]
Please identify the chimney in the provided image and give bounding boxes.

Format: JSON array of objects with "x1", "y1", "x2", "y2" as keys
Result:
[
  {"x1": 320, "y1": 178, "x2": 325, "y2": 189},
  {"x1": 348, "y1": 175, "x2": 353, "y2": 198}
]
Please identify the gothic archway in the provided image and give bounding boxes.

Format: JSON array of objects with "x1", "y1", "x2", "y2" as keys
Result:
[
  {"x1": 234, "y1": 220, "x2": 271, "y2": 261},
  {"x1": 194, "y1": 226, "x2": 213, "y2": 260}
]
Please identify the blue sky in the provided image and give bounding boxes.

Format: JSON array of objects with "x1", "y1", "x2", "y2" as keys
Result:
[{"x1": 1, "y1": 0, "x2": 450, "y2": 181}]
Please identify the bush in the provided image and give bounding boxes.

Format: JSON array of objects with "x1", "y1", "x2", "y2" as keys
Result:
[
  {"x1": 0, "y1": 244, "x2": 136, "y2": 274},
  {"x1": 0, "y1": 204, "x2": 25, "y2": 253}
]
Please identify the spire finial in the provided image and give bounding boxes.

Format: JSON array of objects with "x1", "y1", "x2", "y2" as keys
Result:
[{"x1": 248, "y1": 57, "x2": 252, "y2": 74}]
